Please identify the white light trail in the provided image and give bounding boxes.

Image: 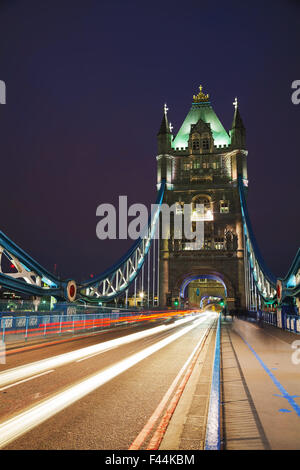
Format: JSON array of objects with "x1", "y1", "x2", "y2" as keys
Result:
[
  {"x1": 0, "y1": 314, "x2": 213, "y2": 449},
  {"x1": 0, "y1": 314, "x2": 203, "y2": 388},
  {"x1": 0, "y1": 370, "x2": 55, "y2": 392}
]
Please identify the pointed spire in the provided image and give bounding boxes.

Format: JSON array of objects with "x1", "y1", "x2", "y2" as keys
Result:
[
  {"x1": 231, "y1": 97, "x2": 245, "y2": 129},
  {"x1": 158, "y1": 103, "x2": 172, "y2": 135},
  {"x1": 230, "y1": 97, "x2": 246, "y2": 149}
]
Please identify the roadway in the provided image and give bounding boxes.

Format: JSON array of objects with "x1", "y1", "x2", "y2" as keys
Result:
[{"x1": 0, "y1": 311, "x2": 217, "y2": 450}]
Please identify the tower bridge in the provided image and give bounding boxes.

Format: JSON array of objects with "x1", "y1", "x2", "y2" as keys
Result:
[
  {"x1": 0, "y1": 85, "x2": 300, "y2": 452},
  {"x1": 0, "y1": 85, "x2": 299, "y2": 318}
]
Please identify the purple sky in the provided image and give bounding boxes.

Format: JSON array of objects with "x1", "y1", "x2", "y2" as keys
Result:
[{"x1": 0, "y1": 0, "x2": 299, "y2": 282}]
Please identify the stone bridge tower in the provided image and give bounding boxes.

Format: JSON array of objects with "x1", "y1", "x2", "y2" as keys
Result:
[{"x1": 157, "y1": 86, "x2": 248, "y2": 313}]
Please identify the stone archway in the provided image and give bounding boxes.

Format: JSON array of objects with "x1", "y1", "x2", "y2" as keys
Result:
[{"x1": 172, "y1": 268, "x2": 237, "y2": 312}]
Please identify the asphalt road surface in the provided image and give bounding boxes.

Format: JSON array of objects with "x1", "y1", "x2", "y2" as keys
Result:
[{"x1": 0, "y1": 311, "x2": 216, "y2": 450}]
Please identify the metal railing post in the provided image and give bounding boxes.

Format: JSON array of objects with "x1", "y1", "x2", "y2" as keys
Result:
[
  {"x1": 59, "y1": 315, "x2": 62, "y2": 335},
  {"x1": 25, "y1": 316, "x2": 29, "y2": 341},
  {"x1": 2, "y1": 321, "x2": 5, "y2": 344}
]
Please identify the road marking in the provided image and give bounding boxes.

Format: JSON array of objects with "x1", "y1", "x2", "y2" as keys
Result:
[
  {"x1": 129, "y1": 317, "x2": 214, "y2": 450},
  {"x1": 0, "y1": 370, "x2": 55, "y2": 391},
  {"x1": 238, "y1": 333, "x2": 300, "y2": 417},
  {"x1": 0, "y1": 316, "x2": 209, "y2": 449},
  {"x1": 76, "y1": 348, "x2": 113, "y2": 362},
  {"x1": 0, "y1": 315, "x2": 201, "y2": 388}
]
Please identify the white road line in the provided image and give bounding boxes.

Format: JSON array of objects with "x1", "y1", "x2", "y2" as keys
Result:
[
  {"x1": 0, "y1": 314, "x2": 206, "y2": 388},
  {"x1": 0, "y1": 315, "x2": 213, "y2": 449},
  {"x1": 0, "y1": 370, "x2": 55, "y2": 392},
  {"x1": 76, "y1": 348, "x2": 113, "y2": 363}
]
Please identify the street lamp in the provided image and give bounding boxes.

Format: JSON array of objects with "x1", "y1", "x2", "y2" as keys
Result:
[{"x1": 139, "y1": 291, "x2": 144, "y2": 307}]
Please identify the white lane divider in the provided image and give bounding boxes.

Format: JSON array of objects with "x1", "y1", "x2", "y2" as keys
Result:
[
  {"x1": 75, "y1": 347, "x2": 114, "y2": 363},
  {"x1": 0, "y1": 370, "x2": 55, "y2": 392},
  {"x1": 0, "y1": 315, "x2": 212, "y2": 449},
  {"x1": 0, "y1": 314, "x2": 205, "y2": 389}
]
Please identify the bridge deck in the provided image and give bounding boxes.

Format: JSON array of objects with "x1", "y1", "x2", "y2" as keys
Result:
[
  {"x1": 159, "y1": 320, "x2": 217, "y2": 450},
  {"x1": 222, "y1": 318, "x2": 300, "y2": 450}
]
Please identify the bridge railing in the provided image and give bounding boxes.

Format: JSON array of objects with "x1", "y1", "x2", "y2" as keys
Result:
[
  {"x1": 0, "y1": 311, "x2": 141, "y2": 344},
  {"x1": 281, "y1": 313, "x2": 300, "y2": 334},
  {"x1": 245, "y1": 309, "x2": 300, "y2": 334},
  {"x1": 0, "y1": 308, "x2": 192, "y2": 344},
  {"x1": 261, "y1": 310, "x2": 277, "y2": 327}
]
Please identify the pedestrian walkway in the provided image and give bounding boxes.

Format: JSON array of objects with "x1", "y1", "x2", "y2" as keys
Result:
[
  {"x1": 222, "y1": 318, "x2": 300, "y2": 450},
  {"x1": 221, "y1": 321, "x2": 270, "y2": 449}
]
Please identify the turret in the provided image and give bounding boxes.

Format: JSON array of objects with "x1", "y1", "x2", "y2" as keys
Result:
[
  {"x1": 230, "y1": 98, "x2": 246, "y2": 149},
  {"x1": 156, "y1": 104, "x2": 174, "y2": 189},
  {"x1": 230, "y1": 98, "x2": 248, "y2": 182},
  {"x1": 157, "y1": 103, "x2": 172, "y2": 154}
]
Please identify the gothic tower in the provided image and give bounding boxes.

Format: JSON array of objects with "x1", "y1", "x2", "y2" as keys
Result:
[{"x1": 157, "y1": 86, "x2": 248, "y2": 313}]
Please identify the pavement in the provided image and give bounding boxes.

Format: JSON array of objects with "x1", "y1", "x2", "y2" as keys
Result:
[{"x1": 222, "y1": 317, "x2": 300, "y2": 450}]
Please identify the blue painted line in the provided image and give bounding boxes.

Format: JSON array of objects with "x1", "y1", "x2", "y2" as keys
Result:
[
  {"x1": 239, "y1": 334, "x2": 300, "y2": 417},
  {"x1": 204, "y1": 315, "x2": 221, "y2": 450},
  {"x1": 279, "y1": 409, "x2": 292, "y2": 413}
]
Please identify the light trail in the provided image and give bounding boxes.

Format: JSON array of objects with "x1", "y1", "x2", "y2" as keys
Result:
[
  {"x1": 0, "y1": 370, "x2": 55, "y2": 392},
  {"x1": 0, "y1": 313, "x2": 204, "y2": 388},
  {"x1": 75, "y1": 347, "x2": 114, "y2": 363},
  {"x1": 0, "y1": 313, "x2": 212, "y2": 449},
  {"x1": 129, "y1": 313, "x2": 216, "y2": 449}
]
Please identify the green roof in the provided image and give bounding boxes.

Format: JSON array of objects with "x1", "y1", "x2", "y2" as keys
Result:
[{"x1": 172, "y1": 102, "x2": 230, "y2": 149}]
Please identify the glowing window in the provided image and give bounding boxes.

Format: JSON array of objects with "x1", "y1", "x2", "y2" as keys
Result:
[{"x1": 220, "y1": 200, "x2": 229, "y2": 213}]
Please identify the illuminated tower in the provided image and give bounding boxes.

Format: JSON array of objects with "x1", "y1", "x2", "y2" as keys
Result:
[{"x1": 157, "y1": 85, "x2": 248, "y2": 313}]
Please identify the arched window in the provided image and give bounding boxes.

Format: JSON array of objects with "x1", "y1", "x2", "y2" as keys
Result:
[
  {"x1": 202, "y1": 138, "x2": 210, "y2": 150},
  {"x1": 191, "y1": 195, "x2": 213, "y2": 221},
  {"x1": 192, "y1": 140, "x2": 200, "y2": 151}
]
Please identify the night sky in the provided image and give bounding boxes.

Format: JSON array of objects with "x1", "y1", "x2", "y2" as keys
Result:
[{"x1": 0, "y1": 0, "x2": 299, "y2": 282}]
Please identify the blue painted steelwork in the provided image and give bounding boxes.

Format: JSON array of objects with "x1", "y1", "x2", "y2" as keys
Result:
[
  {"x1": 238, "y1": 177, "x2": 277, "y2": 287},
  {"x1": 204, "y1": 315, "x2": 221, "y2": 450},
  {"x1": 0, "y1": 181, "x2": 165, "y2": 303},
  {"x1": 279, "y1": 248, "x2": 300, "y2": 301},
  {"x1": 239, "y1": 175, "x2": 299, "y2": 309},
  {"x1": 78, "y1": 180, "x2": 166, "y2": 302},
  {"x1": 238, "y1": 177, "x2": 277, "y2": 303},
  {"x1": 0, "y1": 231, "x2": 68, "y2": 298}
]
